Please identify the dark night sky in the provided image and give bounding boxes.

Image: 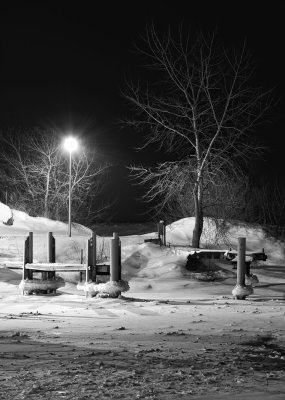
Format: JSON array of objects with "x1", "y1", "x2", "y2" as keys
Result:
[{"x1": 0, "y1": 2, "x2": 284, "y2": 221}]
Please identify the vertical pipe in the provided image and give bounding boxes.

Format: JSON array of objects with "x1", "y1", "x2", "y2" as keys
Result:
[
  {"x1": 232, "y1": 237, "x2": 253, "y2": 300},
  {"x1": 22, "y1": 237, "x2": 29, "y2": 294},
  {"x1": 92, "y1": 231, "x2": 97, "y2": 281},
  {"x1": 118, "y1": 239, "x2": 121, "y2": 281},
  {"x1": 79, "y1": 248, "x2": 83, "y2": 282},
  {"x1": 47, "y1": 232, "x2": 55, "y2": 279},
  {"x1": 158, "y1": 220, "x2": 165, "y2": 246},
  {"x1": 47, "y1": 232, "x2": 53, "y2": 262},
  {"x1": 68, "y1": 151, "x2": 72, "y2": 237},
  {"x1": 23, "y1": 237, "x2": 28, "y2": 280},
  {"x1": 28, "y1": 232, "x2": 33, "y2": 264},
  {"x1": 28, "y1": 232, "x2": 33, "y2": 280},
  {"x1": 237, "y1": 237, "x2": 246, "y2": 287},
  {"x1": 157, "y1": 222, "x2": 161, "y2": 244},
  {"x1": 110, "y1": 232, "x2": 119, "y2": 282},
  {"x1": 52, "y1": 234, "x2": 55, "y2": 262},
  {"x1": 86, "y1": 239, "x2": 90, "y2": 282},
  {"x1": 85, "y1": 240, "x2": 89, "y2": 298}
]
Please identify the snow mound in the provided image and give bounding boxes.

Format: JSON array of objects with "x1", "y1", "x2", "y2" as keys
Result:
[
  {"x1": 122, "y1": 243, "x2": 188, "y2": 281},
  {"x1": 19, "y1": 277, "x2": 65, "y2": 294},
  {"x1": 0, "y1": 209, "x2": 92, "y2": 236},
  {"x1": 78, "y1": 280, "x2": 130, "y2": 297},
  {"x1": 165, "y1": 217, "x2": 285, "y2": 262}
]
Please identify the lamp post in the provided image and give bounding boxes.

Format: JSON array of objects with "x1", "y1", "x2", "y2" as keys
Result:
[{"x1": 63, "y1": 137, "x2": 78, "y2": 237}]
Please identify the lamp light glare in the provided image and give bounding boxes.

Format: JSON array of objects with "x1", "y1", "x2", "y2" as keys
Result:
[{"x1": 64, "y1": 137, "x2": 78, "y2": 152}]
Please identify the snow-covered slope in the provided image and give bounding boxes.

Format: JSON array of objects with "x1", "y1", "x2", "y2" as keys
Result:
[
  {"x1": 0, "y1": 208, "x2": 92, "y2": 265},
  {"x1": 0, "y1": 209, "x2": 91, "y2": 236},
  {"x1": 164, "y1": 217, "x2": 285, "y2": 261}
]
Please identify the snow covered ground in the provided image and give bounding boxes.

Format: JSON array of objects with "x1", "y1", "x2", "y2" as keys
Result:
[{"x1": 0, "y1": 206, "x2": 285, "y2": 399}]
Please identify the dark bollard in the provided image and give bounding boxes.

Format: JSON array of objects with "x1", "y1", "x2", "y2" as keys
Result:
[
  {"x1": 232, "y1": 237, "x2": 253, "y2": 300},
  {"x1": 47, "y1": 232, "x2": 56, "y2": 280},
  {"x1": 158, "y1": 220, "x2": 166, "y2": 246},
  {"x1": 110, "y1": 232, "x2": 119, "y2": 282},
  {"x1": 28, "y1": 232, "x2": 33, "y2": 264}
]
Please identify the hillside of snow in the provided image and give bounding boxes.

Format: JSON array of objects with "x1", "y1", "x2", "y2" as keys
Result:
[
  {"x1": 163, "y1": 218, "x2": 285, "y2": 261},
  {"x1": 0, "y1": 206, "x2": 92, "y2": 236},
  {"x1": 0, "y1": 205, "x2": 92, "y2": 265}
]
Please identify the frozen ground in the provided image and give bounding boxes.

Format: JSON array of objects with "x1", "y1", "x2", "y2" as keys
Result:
[{"x1": 0, "y1": 208, "x2": 285, "y2": 399}]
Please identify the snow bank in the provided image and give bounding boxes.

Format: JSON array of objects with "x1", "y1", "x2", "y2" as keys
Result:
[
  {"x1": 0, "y1": 209, "x2": 91, "y2": 236},
  {"x1": 165, "y1": 217, "x2": 285, "y2": 262},
  {"x1": 0, "y1": 208, "x2": 92, "y2": 267},
  {"x1": 10, "y1": 209, "x2": 92, "y2": 236}
]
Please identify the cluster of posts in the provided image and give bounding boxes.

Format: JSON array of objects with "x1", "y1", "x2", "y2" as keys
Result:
[
  {"x1": 20, "y1": 231, "x2": 122, "y2": 295},
  {"x1": 20, "y1": 230, "x2": 255, "y2": 300}
]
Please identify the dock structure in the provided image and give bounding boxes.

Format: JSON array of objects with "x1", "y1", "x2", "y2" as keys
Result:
[{"x1": 19, "y1": 231, "x2": 123, "y2": 297}]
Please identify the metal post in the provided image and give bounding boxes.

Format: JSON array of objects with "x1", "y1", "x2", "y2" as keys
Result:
[
  {"x1": 28, "y1": 232, "x2": 33, "y2": 264},
  {"x1": 85, "y1": 239, "x2": 90, "y2": 298},
  {"x1": 110, "y1": 232, "x2": 119, "y2": 282},
  {"x1": 237, "y1": 237, "x2": 246, "y2": 287},
  {"x1": 47, "y1": 232, "x2": 56, "y2": 279},
  {"x1": 23, "y1": 237, "x2": 29, "y2": 280},
  {"x1": 86, "y1": 239, "x2": 90, "y2": 283},
  {"x1": 157, "y1": 220, "x2": 166, "y2": 246},
  {"x1": 47, "y1": 232, "x2": 55, "y2": 263},
  {"x1": 87, "y1": 232, "x2": 97, "y2": 282},
  {"x1": 80, "y1": 248, "x2": 84, "y2": 282},
  {"x1": 68, "y1": 151, "x2": 72, "y2": 237},
  {"x1": 158, "y1": 221, "x2": 165, "y2": 245},
  {"x1": 118, "y1": 239, "x2": 121, "y2": 281},
  {"x1": 232, "y1": 237, "x2": 253, "y2": 300},
  {"x1": 91, "y1": 231, "x2": 97, "y2": 281}
]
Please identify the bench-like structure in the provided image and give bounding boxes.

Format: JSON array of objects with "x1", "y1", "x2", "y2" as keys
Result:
[
  {"x1": 186, "y1": 248, "x2": 267, "y2": 277},
  {"x1": 225, "y1": 249, "x2": 267, "y2": 276},
  {"x1": 19, "y1": 232, "x2": 116, "y2": 295}
]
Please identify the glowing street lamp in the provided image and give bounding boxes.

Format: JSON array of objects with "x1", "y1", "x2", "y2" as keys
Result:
[{"x1": 63, "y1": 136, "x2": 78, "y2": 237}]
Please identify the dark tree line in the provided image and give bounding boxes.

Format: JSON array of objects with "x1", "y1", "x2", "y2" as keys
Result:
[{"x1": 156, "y1": 172, "x2": 285, "y2": 239}]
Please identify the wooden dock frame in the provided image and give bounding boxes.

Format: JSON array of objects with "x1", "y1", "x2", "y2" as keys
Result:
[{"x1": 20, "y1": 231, "x2": 121, "y2": 295}]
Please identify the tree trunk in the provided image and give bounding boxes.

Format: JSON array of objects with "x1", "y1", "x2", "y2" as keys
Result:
[{"x1": 192, "y1": 181, "x2": 203, "y2": 248}]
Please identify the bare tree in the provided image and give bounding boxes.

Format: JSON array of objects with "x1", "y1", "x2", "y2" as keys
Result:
[
  {"x1": 124, "y1": 26, "x2": 272, "y2": 247},
  {"x1": 0, "y1": 128, "x2": 110, "y2": 223}
]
